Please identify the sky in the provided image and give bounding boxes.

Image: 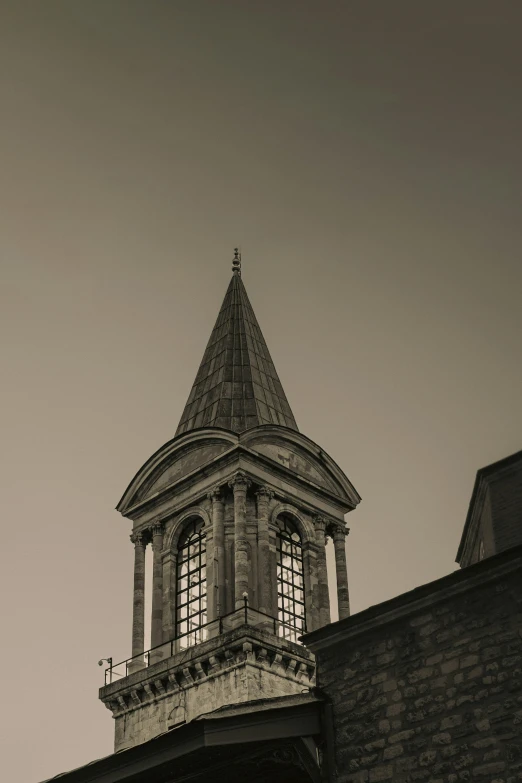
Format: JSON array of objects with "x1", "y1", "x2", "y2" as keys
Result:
[{"x1": 1, "y1": 1, "x2": 521, "y2": 781}]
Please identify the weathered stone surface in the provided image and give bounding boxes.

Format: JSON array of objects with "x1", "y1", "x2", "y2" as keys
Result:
[
  {"x1": 304, "y1": 546, "x2": 522, "y2": 783},
  {"x1": 101, "y1": 624, "x2": 315, "y2": 751}
]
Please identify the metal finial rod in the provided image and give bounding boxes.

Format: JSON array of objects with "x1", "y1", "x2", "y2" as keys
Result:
[{"x1": 232, "y1": 247, "x2": 242, "y2": 275}]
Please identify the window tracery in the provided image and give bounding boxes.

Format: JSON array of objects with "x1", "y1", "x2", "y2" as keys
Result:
[
  {"x1": 276, "y1": 516, "x2": 306, "y2": 643},
  {"x1": 175, "y1": 519, "x2": 207, "y2": 648}
]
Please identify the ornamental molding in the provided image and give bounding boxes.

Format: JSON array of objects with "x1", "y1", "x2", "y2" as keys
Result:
[
  {"x1": 313, "y1": 514, "x2": 328, "y2": 531},
  {"x1": 332, "y1": 525, "x2": 350, "y2": 541},
  {"x1": 313, "y1": 515, "x2": 348, "y2": 540},
  {"x1": 151, "y1": 520, "x2": 164, "y2": 537},
  {"x1": 228, "y1": 470, "x2": 251, "y2": 491},
  {"x1": 100, "y1": 636, "x2": 316, "y2": 718},
  {"x1": 207, "y1": 485, "x2": 224, "y2": 502},
  {"x1": 130, "y1": 532, "x2": 145, "y2": 547},
  {"x1": 255, "y1": 485, "x2": 274, "y2": 502}
]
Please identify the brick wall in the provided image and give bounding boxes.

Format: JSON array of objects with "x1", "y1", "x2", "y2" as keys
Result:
[{"x1": 304, "y1": 547, "x2": 522, "y2": 783}]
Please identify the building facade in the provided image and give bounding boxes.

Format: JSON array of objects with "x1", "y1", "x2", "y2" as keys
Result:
[{"x1": 41, "y1": 259, "x2": 522, "y2": 783}]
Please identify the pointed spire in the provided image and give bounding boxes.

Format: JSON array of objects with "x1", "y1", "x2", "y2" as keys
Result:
[{"x1": 176, "y1": 252, "x2": 298, "y2": 436}]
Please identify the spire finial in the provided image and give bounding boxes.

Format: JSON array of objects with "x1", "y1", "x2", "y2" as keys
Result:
[{"x1": 232, "y1": 247, "x2": 241, "y2": 276}]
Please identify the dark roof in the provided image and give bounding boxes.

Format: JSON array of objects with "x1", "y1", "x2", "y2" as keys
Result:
[
  {"x1": 176, "y1": 271, "x2": 298, "y2": 435},
  {"x1": 40, "y1": 693, "x2": 323, "y2": 783},
  {"x1": 456, "y1": 449, "x2": 522, "y2": 562}
]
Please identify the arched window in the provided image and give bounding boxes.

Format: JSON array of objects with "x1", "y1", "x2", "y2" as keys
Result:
[
  {"x1": 276, "y1": 516, "x2": 306, "y2": 643},
  {"x1": 176, "y1": 519, "x2": 207, "y2": 649}
]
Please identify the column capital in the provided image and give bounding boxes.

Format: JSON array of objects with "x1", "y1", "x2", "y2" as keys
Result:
[
  {"x1": 229, "y1": 470, "x2": 251, "y2": 492},
  {"x1": 130, "y1": 531, "x2": 145, "y2": 547},
  {"x1": 255, "y1": 485, "x2": 274, "y2": 501},
  {"x1": 151, "y1": 520, "x2": 164, "y2": 537},
  {"x1": 332, "y1": 525, "x2": 349, "y2": 541},
  {"x1": 207, "y1": 485, "x2": 223, "y2": 502},
  {"x1": 313, "y1": 514, "x2": 328, "y2": 532},
  {"x1": 151, "y1": 520, "x2": 164, "y2": 552}
]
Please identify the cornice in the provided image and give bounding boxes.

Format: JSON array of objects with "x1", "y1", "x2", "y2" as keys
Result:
[
  {"x1": 100, "y1": 623, "x2": 316, "y2": 709},
  {"x1": 117, "y1": 429, "x2": 239, "y2": 514},
  {"x1": 121, "y1": 444, "x2": 352, "y2": 525},
  {"x1": 303, "y1": 545, "x2": 522, "y2": 654},
  {"x1": 121, "y1": 448, "x2": 241, "y2": 518},
  {"x1": 117, "y1": 425, "x2": 361, "y2": 520},
  {"x1": 237, "y1": 446, "x2": 354, "y2": 512}
]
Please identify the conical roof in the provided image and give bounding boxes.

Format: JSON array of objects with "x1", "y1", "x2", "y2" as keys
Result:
[{"x1": 176, "y1": 271, "x2": 298, "y2": 435}]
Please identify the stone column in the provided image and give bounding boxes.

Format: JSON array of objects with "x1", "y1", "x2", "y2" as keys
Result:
[
  {"x1": 129, "y1": 532, "x2": 146, "y2": 671},
  {"x1": 208, "y1": 487, "x2": 225, "y2": 619},
  {"x1": 302, "y1": 542, "x2": 316, "y2": 632},
  {"x1": 204, "y1": 517, "x2": 215, "y2": 625},
  {"x1": 150, "y1": 521, "x2": 164, "y2": 658},
  {"x1": 314, "y1": 516, "x2": 331, "y2": 627},
  {"x1": 256, "y1": 486, "x2": 273, "y2": 615},
  {"x1": 162, "y1": 550, "x2": 176, "y2": 644},
  {"x1": 268, "y1": 521, "x2": 279, "y2": 621},
  {"x1": 230, "y1": 471, "x2": 251, "y2": 610},
  {"x1": 333, "y1": 526, "x2": 350, "y2": 620}
]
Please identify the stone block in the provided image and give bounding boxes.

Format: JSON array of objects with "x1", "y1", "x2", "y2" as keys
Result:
[
  {"x1": 383, "y1": 744, "x2": 403, "y2": 760},
  {"x1": 432, "y1": 732, "x2": 452, "y2": 745},
  {"x1": 368, "y1": 765, "x2": 393, "y2": 781},
  {"x1": 440, "y1": 715, "x2": 463, "y2": 730},
  {"x1": 442, "y1": 659, "x2": 459, "y2": 674}
]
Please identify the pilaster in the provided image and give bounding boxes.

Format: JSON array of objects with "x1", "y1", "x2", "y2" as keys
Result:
[
  {"x1": 129, "y1": 532, "x2": 147, "y2": 672},
  {"x1": 208, "y1": 487, "x2": 225, "y2": 619},
  {"x1": 333, "y1": 525, "x2": 350, "y2": 620},
  {"x1": 150, "y1": 521, "x2": 164, "y2": 662},
  {"x1": 256, "y1": 485, "x2": 274, "y2": 614},
  {"x1": 161, "y1": 549, "x2": 176, "y2": 643},
  {"x1": 313, "y1": 515, "x2": 331, "y2": 628},
  {"x1": 229, "y1": 471, "x2": 251, "y2": 610}
]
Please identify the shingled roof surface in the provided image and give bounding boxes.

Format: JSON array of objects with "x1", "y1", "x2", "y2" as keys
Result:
[{"x1": 176, "y1": 271, "x2": 298, "y2": 435}]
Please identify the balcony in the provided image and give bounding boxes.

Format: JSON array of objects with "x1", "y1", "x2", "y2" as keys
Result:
[{"x1": 103, "y1": 600, "x2": 307, "y2": 685}]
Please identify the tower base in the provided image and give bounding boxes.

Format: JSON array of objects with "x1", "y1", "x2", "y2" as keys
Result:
[{"x1": 100, "y1": 624, "x2": 315, "y2": 751}]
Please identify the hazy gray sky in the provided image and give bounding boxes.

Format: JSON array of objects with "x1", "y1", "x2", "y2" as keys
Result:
[{"x1": 1, "y1": 2, "x2": 521, "y2": 781}]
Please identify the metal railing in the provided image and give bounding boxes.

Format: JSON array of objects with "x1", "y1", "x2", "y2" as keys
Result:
[{"x1": 104, "y1": 597, "x2": 306, "y2": 685}]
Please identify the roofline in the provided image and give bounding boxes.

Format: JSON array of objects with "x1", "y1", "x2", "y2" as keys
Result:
[
  {"x1": 116, "y1": 424, "x2": 361, "y2": 515},
  {"x1": 115, "y1": 426, "x2": 238, "y2": 512},
  {"x1": 455, "y1": 449, "x2": 522, "y2": 562},
  {"x1": 303, "y1": 543, "x2": 522, "y2": 653},
  {"x1": 175, "y1": 271, "x2": 299, "y2": 437},
  {"x1": 40, "y1": 697, "x2": 323, "y2": 783}
]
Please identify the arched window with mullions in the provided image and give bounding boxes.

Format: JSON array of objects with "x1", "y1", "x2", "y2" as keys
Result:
[
  {"x1": 276, "y1": 516, "x2": 306, "y2": 643},
  {"x1": 176, "y1": 519, "x2": 207, "y2": 649}
]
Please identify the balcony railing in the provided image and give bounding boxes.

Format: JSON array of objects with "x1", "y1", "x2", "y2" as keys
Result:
[{"x1": 103, "y1": 598, "x2": 306, "y2": 685}]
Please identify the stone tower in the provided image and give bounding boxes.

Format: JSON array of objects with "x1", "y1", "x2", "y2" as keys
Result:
[{"x1": 99, "y1": 252, "x2": 361, "y2": 751}]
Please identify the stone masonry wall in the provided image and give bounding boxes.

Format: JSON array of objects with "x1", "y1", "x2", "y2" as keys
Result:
[
  {"x1": 310, "y1": 551, "x2": 522, "y2": 783},
  {"x1": 101, "y1": 625, "x2": 315, "y2": 751},
  {"x1": 114, "y1": 653, "x2": 308, "y2": 751}
]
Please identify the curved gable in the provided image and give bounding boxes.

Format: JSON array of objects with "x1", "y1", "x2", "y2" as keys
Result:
[
  {"x1": 251, "y1": 439, "x2": 339, "y2": 494},
  {"x1": 241, "y1": 426, "x2": 360, "y2": 507},
  {"x1": 117, "y1": 429, "x2": 238, "y2": 514}
]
